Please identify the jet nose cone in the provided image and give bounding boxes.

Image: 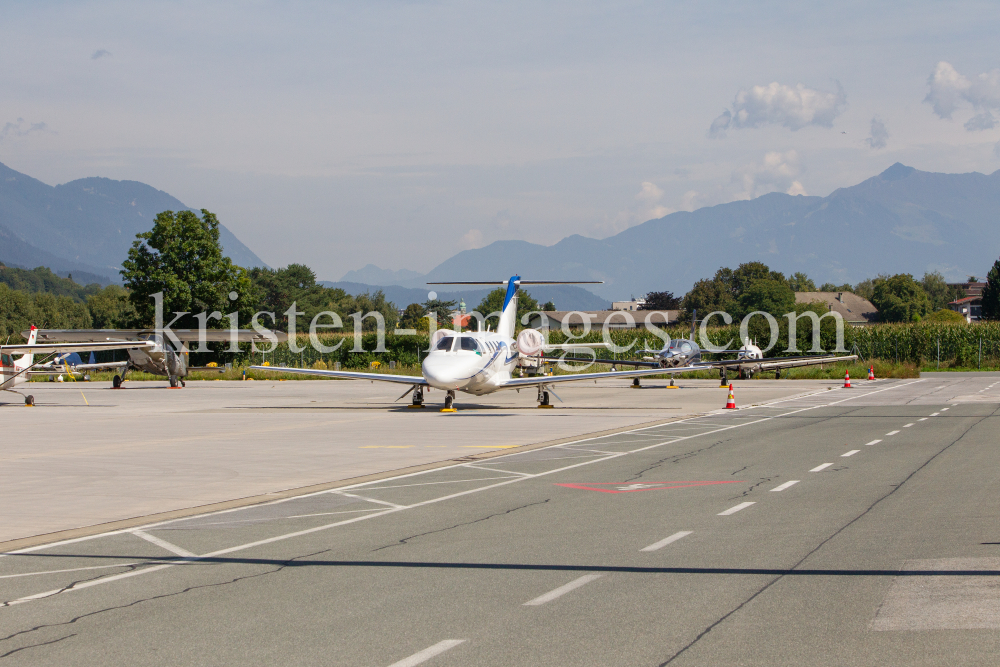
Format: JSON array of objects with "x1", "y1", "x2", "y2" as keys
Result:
[{"x1": 422, "y1": 355, "x2": 477, "y2": 390}]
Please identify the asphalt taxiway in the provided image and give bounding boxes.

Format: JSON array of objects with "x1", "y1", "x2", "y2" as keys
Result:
[{"x1": 3, "y1": 376, "x2": 1000, "y2": 665}]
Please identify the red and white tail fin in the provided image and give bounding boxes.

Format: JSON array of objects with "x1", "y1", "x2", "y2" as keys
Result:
[{"x1": 14, "y1": 325, "x2": 37, "y2": 371}]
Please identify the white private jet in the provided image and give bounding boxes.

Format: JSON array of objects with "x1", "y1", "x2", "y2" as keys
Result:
[
  {"x1": 250, "y1": 276, "x2": 706, "y2": 410},
  {"x1": 1, "y1": 326, "x2": 154, "y2": 405}
]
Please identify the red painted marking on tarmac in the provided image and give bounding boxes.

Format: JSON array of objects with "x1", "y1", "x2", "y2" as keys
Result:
[{"x1": 555, "y1": 481, "x2": 743, "y2": 494}]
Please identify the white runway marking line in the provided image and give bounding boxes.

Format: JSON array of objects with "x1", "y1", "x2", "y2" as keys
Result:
[
  {"x1": 841, "y1": 450, "x2": 860, "y2": 457},
  {"x1": 885, "y1": 430, "x2": 900, "y2": 436},
  {"x1": 718, "y1": 502, "x2": 755, "y2": 516},
  {"x1": 641, "y1": 531, "x2": 693, "y2": 552},
  {"x1": 130, "y1": 529, "x2": 196, "y2": 558},
  {"x1": 388, "y1": 640, "x2": 467, "y2": 667},
  {"x1": 0, "y1": 563, "x2": 140, "y2": 580},
  {"x1": 332, "y1": 490, "x2": 407, "y2": 509},
  {"x1": 1, "y1": 378, "x2": 924, "y2": 606},
  {"x1": 941, "y1": 407, "x2": 950, "y2": 411},
  {"x1": 903, "y1": 423, "x2": 914, "y2": 428},
  {"x1": 918, "y1": 418, "x2": 928, "y2": 421},
  {"x1": 930, "y1": 412, "x2": 940, "y2": 416},
  {"x1": 810, "y1": 463, "x2": 834, "y2": 472},
  {"x1": 523, "y1": 574, "x2": 603, "y2": 606},
  {"x1": 770, "y1": 480, "x2": 799, "y2": 492},
  {"x1": 865, "y1": 439, "x2": 882, "y2": 446}
]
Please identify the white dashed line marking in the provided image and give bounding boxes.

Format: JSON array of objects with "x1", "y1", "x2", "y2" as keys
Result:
[
  {"x1": 388, "y1": 640, "x2": 467, "y2": 667},
  {"x1": 842, "y1": 450, "x2": 860, "y2": 457},
  {"x1": 810, "y1": 463, "x2": 834, "y2": 472},
  {"x1": 523, "y1": 574, "x2": 603, "y2": 606},
  {"x1": 718, "y1": 502, "x2": 756, "y2": 515},
  {"x1": 885, "y1": 430, "x2": 900, "y2": 436},
  {"x1": 865, "y1": 439, "x2": 882, "y2": 446},
  {"x1": 770, "y1": 481, "x2": 800, "y2": 492},
  {"x1": 930, "y1": 413, "x2": 940, "y2": 416},
  {"x1": 641, "y1": 531, "x2": 693, "y2": 552},
  {"x1": 129, "y1": 529, "x2": 196, "y2": 559},
  {"x1": 903, "y1": 423, "x2": 914, "y2": 427},
  {"x1": 918, "y1": 418, "x2": 928, "y2": 422},
  {"x1": 941, "y1": 408, "x2": 950, "y2": 411}
]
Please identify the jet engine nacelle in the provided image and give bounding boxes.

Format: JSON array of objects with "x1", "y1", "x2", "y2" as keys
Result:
[{"x1": 516, "y1": 328, "x2": 545, "y2": 356}]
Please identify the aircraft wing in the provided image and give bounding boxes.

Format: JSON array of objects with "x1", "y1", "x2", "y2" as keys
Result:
[
  {"x1": 0, "y1": 341, "x2": 154, "y2": 354},
  {"x1": 543, "y1": 342, "x2": 610, "y2": 350},
  {"x1": 499, "y1": 365, "x2": 703, "y2": 389},
  {"x1": 25, "y1": 329, "x2": 286, "y2": 343},
  {"x1": 248, "y1": 366, "x2": 429, "y2": 385},
  {"x1": 754, "y1": 354, "x2": 858, "y2": 370}
]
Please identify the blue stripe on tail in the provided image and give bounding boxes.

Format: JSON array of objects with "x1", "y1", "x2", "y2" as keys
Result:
[{"x1": 502, "y1": 276, "x2": 520, "y2": 311}]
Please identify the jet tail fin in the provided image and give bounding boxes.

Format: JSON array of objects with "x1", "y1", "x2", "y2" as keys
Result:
[{"x1": 14, "y1": 325, "x2": 37, "y2": 370}]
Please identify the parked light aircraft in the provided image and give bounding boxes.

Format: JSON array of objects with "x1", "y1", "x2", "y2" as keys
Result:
[
  {"x1": 250, "y1": 276, "x2": 718, "y2": 409},
  {"x1": 600, "y1": 337, "x2": 857, "y2": 382},
  {"x1": 26, "y1": 329, "x2": 284, "y2": 388},
  {"x1": 27, "y1": 352, "x2": 127, "y2": 381},
  {"x1": 1, "y1": 326, "x2": 155, "y2": 405}
]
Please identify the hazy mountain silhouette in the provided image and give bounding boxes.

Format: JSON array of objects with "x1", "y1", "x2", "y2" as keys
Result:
[
  {"x1": 0, "y1": 161, "x2": 266, "y2": 283},
  {"x1": 392, "y1": 163, "x2": 1000, "y2": 300}
]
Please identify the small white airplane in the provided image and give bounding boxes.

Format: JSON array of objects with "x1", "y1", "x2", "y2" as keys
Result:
[
  {"x1": 1, "y1": 326, "x2": 155, "y2": 405},
  {"x1": 27, "y1": 329, "x2": 282, "y2": 388},
  {"x1": 250, "y1": 276, "x2": 707, "y2": 410},
  {"x1": 612, "y1": 337, "x2": 857, "y2": 382}
]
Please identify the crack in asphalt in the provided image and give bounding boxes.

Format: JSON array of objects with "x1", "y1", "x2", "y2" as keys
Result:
[
  {"x1": 728, "y1": 477, "x2": 775, "y2": 499},
  {"x1": 730, "y1": 466, "x2": 748, "y2": 476},
  {"x1": 657, "y1": 405, "x2": 998, "y2": 666},
  {"x1": 623, "y1": 440, "x2": 731, "y2": 483},
  {"x1": 0, "y1": 549, "x2": 330, "y2": 660},
  {"x1": 371, "y1": 499, "x2": 551, "y2": 552}
]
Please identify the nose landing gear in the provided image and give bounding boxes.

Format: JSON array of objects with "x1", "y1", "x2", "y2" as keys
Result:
[{"x1": 441, "y1": 390, "x2": 457, "y2": 412}]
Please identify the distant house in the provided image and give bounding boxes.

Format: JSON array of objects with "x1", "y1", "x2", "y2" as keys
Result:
[
  {"x1": 526, "y1": 310, "x2": 680, "y2": 330},
  {"x1": 612, "y1": 298, "x2": 646, "y2": 311},
  {"x1": 947, "y1": 296, "x2": 981, "y2": 322},
  {"x1": 947, "y1": 281, "x2": 986, "y2": 298},
  {"x1": 795, "y1": 292, "x2": 879, "y2": 324}
]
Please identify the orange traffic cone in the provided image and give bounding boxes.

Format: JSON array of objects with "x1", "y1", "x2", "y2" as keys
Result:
[
  {"x1": 868, "y1": 366, "x2": 875, "y2": 380},
  {"x1": 844, "y1": 370, "x2": 852, "y2": 388},
  {"x1": 724, "y1": 383, "x2": 736, "y2": 409}
]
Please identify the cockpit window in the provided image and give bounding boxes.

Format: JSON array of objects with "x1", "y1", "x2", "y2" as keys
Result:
[
  {"x1": 435, "y1": 336, "x2": 455, "y2": 351},
  {"x1": 459, "y1": 337, "x2": 481, "y2": 354},
  {"x1": 1, "y1": 354, "x2": 12, "y2": 366}
]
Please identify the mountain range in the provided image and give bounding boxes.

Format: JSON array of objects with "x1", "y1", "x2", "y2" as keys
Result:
[
  {"x1": 0, "y1": 161, "x2": 266, "y2": 284},
  {"x1": 344, "y1": 163, "x2": 1000, "y2": 301}
]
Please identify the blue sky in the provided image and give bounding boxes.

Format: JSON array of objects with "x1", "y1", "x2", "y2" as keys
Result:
[{"x1": 2, "y1": 1, "x2": 999, "y2": 279}]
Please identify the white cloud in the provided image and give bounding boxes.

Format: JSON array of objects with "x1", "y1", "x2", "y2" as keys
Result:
[
  {"x1": 636, "y1": 181, "x2": 672, "y2": 218},
  {"x1": 866, "y1": 116, "x2": 889, "y2": 150},
  {"x1": 925, "y1": 61, "x2": 1000, "y2": 131},
  {"x1": 710, "y1": 81, "x2": 846, "y2": 136},
  {"x1": 0, "y1": 118, "x2": 50, "y2": 142},
  {"x1": 459, "y1": 229, "x2": 484, "y2": 250},
  {"x1": 734, "y1": 150, "x2": 805, "y2": 199}
]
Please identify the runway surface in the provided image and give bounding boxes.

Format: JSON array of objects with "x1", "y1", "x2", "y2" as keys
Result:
[
  {"x1": 3, "y1": 376, "x2": 1000, "y2": 665},
  {"x1": 1, "y1": 377, "x2": 821, "y2": 545}
]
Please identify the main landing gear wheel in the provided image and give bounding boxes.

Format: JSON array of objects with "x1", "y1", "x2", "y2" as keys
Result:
[
  {"x1": 409, "y1": 386, "x2": 425, "y2": 408},
  {"x1": 537, "y1": 386, "x2": 553, "y2": 408},
  {"x1": 112, "y1": 375, "x2": 122, "y2": 389},
  {"x1": 169, "y1": 377, "x2": 178, "y2": 388},
  {"x1": 25, "y1": 395, "x2": 34, "y2": 406},
  {"x1": 180, "y1": 379, "x2": 186, "y2": 387},
  {"x1": 775, "y1": 369, "x2": 781, "y2": 380}
]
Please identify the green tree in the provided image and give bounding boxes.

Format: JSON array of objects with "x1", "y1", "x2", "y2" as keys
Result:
[
  {"x1": 982, "y1": 257, "x2": 1000, "y2": 320},
  {"x1": 851, "y1": 277, "x2": 884, "y2": 301},
  {"x1": 475, "y1": 287, "x2": 539, "y2": 329},
  {"x1": 641, "y1": 290, "x2": 681, "y2": 310},
  {"x1": 819, "y1": 282, "x2": 853, "y2": 292},
  {"x1": 121, "y1": 210, "x2": 256, "y2": 327},
  {"x1": 925, "y1": 308, "x2": 966, "y2": 323},
  {"x1": 541, "y1": 300, "x2": 556, "y2": 311},
  {"x1": 398, "y1": 303, "x2": 427, "y2": 330},
  {"x1": 736, "y1": 278, "x2": 796, "y2": 319},
  {"x1": 681, "y1": 278, "x2": 734, "y2": 319},
  {"x1": 786, "y1": 272, "x2": 816, "y2": 292},
  {"x1": 87, "y1": 285, "x2": 139, "y2": 328},
  {"x1": 423, "y1": 298, "x2": 458, "y2": 325},
  {"x1": 871, "y1": 274, "x2": 931, "y2": 322},
  {"x1": 921, "y1": 271, "x2": 963, "y2": 311}
]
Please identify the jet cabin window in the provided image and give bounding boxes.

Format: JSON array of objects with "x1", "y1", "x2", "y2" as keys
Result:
[
  {"x1": 1, "y1": 354, "x2": 12, "y2": 367},
  {"x1": 459, "y1": 338, "x2": 481, "y2": 355},
  {"x1": 436, "y1": 336, "x2": 456, "y2": 351}
]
